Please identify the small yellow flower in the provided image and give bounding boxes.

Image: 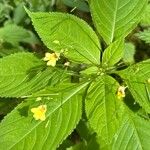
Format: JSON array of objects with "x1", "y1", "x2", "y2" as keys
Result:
[
  {"x1": 31, "y1": 105, "x2": 47, "y2": 121},
  {"x1": 44, "y1": 52, "x2": 60, "y2": 67},
  {"x1": 117, "y1": 86, "x2": 126, "y2": 99}
]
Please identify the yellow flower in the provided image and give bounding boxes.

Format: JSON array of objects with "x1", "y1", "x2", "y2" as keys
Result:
[
  {"x1": 44, "y1": 52, "x2": 60, "y2": 67},
  {"x1": 117, "y1": 86, "x2": 126, "y2": 99},
  {"x1": 31, "y1": 105, "x2": 47, "y2": 121}
]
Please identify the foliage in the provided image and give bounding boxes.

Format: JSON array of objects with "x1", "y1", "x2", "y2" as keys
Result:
[
  {"x1": 0, "y1": 0, "x2": 150, "y2": 150},
  {"x1": 141, "y1": 3, "x2": 150, "y2": 26},
  {"x1": 62, "y1": 0, "x2": 89, "y2": 12},
  {"x1": 136, "y1": 29, "x2": 150, "y2": 44},
  {"x1": 89, "y1": 0, "x2": 147, "y2": 44},
  {"x1": 26, "y1": 9, "x2": 100, "y2": 65},
  {"x1": 123, "y1": 43, "x2": 135, "y2": 64},
  {"x1": 0, "y1": 83, "x2": 88, "y2": 149},
  {"x1": 0, "y1": 24, "x2": 39, "y2": 46}
]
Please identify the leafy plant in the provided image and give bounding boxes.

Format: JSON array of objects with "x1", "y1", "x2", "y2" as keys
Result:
[
  {"x1": 0, "y1": 24, "x2": 39, "y2": 46},
  {"x1": 0, "y1": 0, "x2": 150, "y2": 149},
  {"x1": 136, "y1": 29, "x2": 150, "y2": 44}
]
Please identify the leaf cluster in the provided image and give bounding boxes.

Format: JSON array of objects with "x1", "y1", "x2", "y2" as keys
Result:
[{"x1": 0, "y1": 0, "x2": 150, "y2": 150}]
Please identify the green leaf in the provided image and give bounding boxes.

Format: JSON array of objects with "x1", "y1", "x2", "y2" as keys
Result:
[
  {"x1": 141, "y1": 4, "x2": 150, "y2": 26},
  {"x1": 102, "y1": 38, "x2": 124, "y2": 67},
  {"x1": 0, "y1": 52, "x2": 63, "y2": 98},
  {"x1": 112, "y1": 103, "x2": 150, "y2": 150},
  {"x1": 89, "y1": 0, "x2": 147, "y2": 44},
  {"x1": 81, "y1": 66, "x2": 99, "y2": 75},
  {"x1": 0, "y1": 48, "x2": 24, "y2": 57},
  {"x1": 0, "y1": 24, "x2": 39, "y2": 45},
  {"x1": 136, "y1": 29, "x2": 150, "y2": 44},
  {"x1": 118, "y1": 59, "x2": 150, "y2": 113},
  {"x1": 62, "y1": 0, "x2": 90, "y2": 12},
  {"x1": 13, "y1": 3, "x2": 26, "y2": 24},
  {"x1": 123, "y1": 43, "x2": 135, "y2": 64},
  {"x1": 86, "y1": 75, "x2": 123, "y2": 148},
  {"x1": 26, "y1": 9, "x2": 101, "y2": 65},
  {"x1": 0, "y1": 2, "x2": 11, "y2": 23},
  {"x1": 0, "y1": 82, "x2": 88, "y2": 150}
]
